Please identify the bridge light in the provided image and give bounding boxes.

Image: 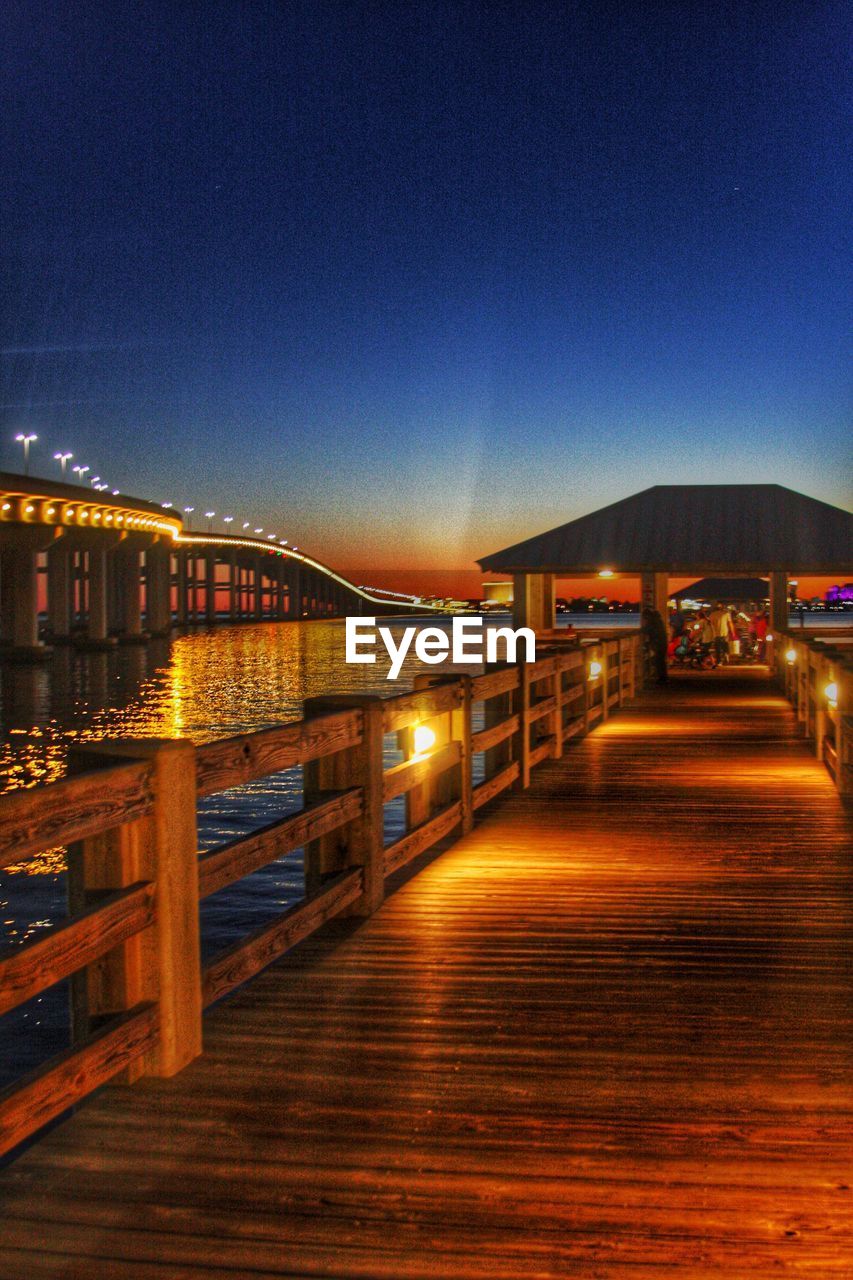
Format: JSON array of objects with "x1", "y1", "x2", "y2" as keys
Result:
[
  {"x1": 1, "y1": 503, "x2": 9, "y2": 512},
  {"x1": 598, "y1": 569, "x2": 614, "y2": 578},
  {"x1": 24, "y1": 504, "x2": 34, "y2": 514},
  {"x1": 162, "y1": 501, "x2": 173, "y2": 509},
  {"x1": 15, "y1": 433, "x2": 37, "y2": 474},
  {"x1": 267, "y1": 533, "x2": 276, "y2": 540},
  {"x1": 825, "y1": 681, "x2": 838, "y2": 708},
  {"x1": 413, "y1": 724, "x2": 436, "y2": 755},
  {"x1": 54, "y1": 451, "x2": 73, "y2": 476},
  {"x1": 588, "y1": 660, "x2": 603, "y2": 680}
]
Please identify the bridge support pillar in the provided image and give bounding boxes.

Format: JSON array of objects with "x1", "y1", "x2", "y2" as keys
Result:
[
  {"x1": 84, "y1": 547, "x2": 115, "y2": 647},
  {"x1": 146, "y1": 544, "x2": 172, "y2": 637},
  {"x1": 253, "y1": 558, "x2": 263, "y2": 620},
  {"x1": 228, "y1": 552, "x2": 237, "y2": 620},
  {"x1": 513, "y1": 573, "x2": 555, "y2": 632},
  {"x1": 205, "y1": 551, "x2": 217, "y2": 624},
  {"x1": 175, "y1": 550, "x2": 188, "y2": 626},
  {"x1": 0, "y1": 545, "x2": 47, "y2": 659},
  {"x1": 116, "y1": 547, "x2": 145, "y2": 642},
  {"x1": 47, "y1": 544, "x2": 72, "y2": 641}
]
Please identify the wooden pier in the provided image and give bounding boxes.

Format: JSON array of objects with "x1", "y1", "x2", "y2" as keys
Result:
[{"x1": 0, "y1": 633, "x2": 851, "y2": 1276}]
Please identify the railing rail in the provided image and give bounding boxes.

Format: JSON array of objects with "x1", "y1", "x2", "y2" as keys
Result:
[
  {"x1": 0, "y1": 629, "x2": 643, "y2": 1159},
  {"x1": 774, "y1": 629, "x2": 852, "y2": 796}
]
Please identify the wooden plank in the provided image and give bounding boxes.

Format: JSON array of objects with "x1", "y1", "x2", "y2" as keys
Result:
[
  {"x1": 471, "y1": 759, "x2": 520, "y2": 810},
  {"x1": 382, "y1": 681, "x2": 463, "y2": 733},
  {"x1": 0, "y1": 761, "x2": 154, "y2": 870},
  {"x1": 471, "y1": 714, "x2": 520, "y2": 755},
  {"x1": 529, "y1": 735, "x2": 556, "y2": 768},
  {"x1": 383, "y1": 801, "x2": 462, "y2": 876},
  {"x1": 470, "y1": 667, "x2": 518, "y2": 701},
  {"x1": 562, "y1": 681, "x2": 584, "y2": 704},
  {"x1": 526, "y1": 694, "x2": 557, "y2": 725},
  {"x1": 198, "y1": 788, "x2": 362, "y2": 899},
  {"x1": 3, "y1": 669, "x2": 851, "y2": 1279},
  {"x1": 383, "y1": 741, "x2": 462, "y2": 802},
  {"x1": 528, "y1": 655, "x2": 558, "y2": 682},
  {"x1": 0, "y1": 1004, "x2": 158, "y2": 1159},
  {"x1": 195, "y1": 709, "x2": 362, "y2": 797},
  {"x1": 0, "y1": 881, "x2": 155, "y2": 1018},
  {"x1": 202, "y1": 869, "x2": 363, "y2": 1007}
]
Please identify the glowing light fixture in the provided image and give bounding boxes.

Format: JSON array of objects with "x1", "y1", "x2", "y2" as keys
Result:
[
  {"x1": 15, "y1": 432, "x2": 37, "y2": 474},
  {"x1": 598, "y1": 569, "x2": 614, "y2": 579},
  {"x1": 413, "y1": 724, "x2": 436, "y2": 754},
  {"x1": 825, "y1": 682, "x2": 838, "y2": 708},
  {"x1": 766, "y1": 633, "x2": 774, "y2": 642},
  {"x1": 785, "y1": 648, "x2": 797, "y2": 665},
  {"x1": 54, "y1": 451, "x2": 73, "y2": 475},
  {"x1": 588, "y1": 660, "x2": 603, "y2": 679}
]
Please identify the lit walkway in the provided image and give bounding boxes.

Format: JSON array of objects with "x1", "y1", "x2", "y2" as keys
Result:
[{"x1": 1, "y1": 669, "x2": 851, "y2": 1277}]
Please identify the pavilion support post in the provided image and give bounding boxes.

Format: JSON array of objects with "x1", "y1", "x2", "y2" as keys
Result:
[
  {"x1": 512, "y1": 572, "x2": 555, "y2": 632},
  {"x1": 769, "y1": 571, "x2": 789, "y2": 636},
  {"x1": 640, "y1": 572, "x2": 669, "y2": 622}
]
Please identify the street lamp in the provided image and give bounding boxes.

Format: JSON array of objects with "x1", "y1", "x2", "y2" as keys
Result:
[
  {"x1": 90, "y1": 476, "x2": 101, "y2": 486},
  {"x1": 72, "y1": 465, "x2": 90, "y2": 483},
  {"x1": 54, "y1": 451, "x2": 73, "y2": 476},
  {"x1": 15, "y1": 433, "x2": 37, "y2": 475},
  {"x1": 223, "y1": 516, "x2": 234, "y2": 528},
  {"x1": 183, "y1": 506, "x2": 194, "y2": 530},
  {"x1": 242, "y1": 522, "x2": 250, "y2": 529},
  {"x1": 205, "y1": 510, "x2": 215, "y2": 532}
]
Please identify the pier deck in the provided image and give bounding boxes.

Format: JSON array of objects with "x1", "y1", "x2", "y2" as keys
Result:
[{"x1": 1, "y1": 668, "x2": 851, "y2": 1277}]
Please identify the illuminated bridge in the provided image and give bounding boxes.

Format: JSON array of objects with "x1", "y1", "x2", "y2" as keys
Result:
[{"x1": 0, "y1": 471, "x2": 440, "y2": 660}]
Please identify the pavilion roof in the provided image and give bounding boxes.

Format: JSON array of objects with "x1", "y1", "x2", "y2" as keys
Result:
[{"x1": 478, "y1": 484, "x2": 853, "y2": 575}]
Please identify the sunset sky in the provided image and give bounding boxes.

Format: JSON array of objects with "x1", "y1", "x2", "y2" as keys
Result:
[{"x1": 1, "y1": 2, "x2": 849, "y2": 596}]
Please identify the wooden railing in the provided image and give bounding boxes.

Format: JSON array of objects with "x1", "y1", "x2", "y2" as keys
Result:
[
  {"x1": 0, "y1": 630, "x2": 642, "y2": 1159},
  {"x1": 774, "y1": 630, "x2": 852, "y2": 796}
]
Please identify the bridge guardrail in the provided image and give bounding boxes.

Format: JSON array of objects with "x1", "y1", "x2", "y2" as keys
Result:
[{"x1": 0, "y1": 630, "x2": 641, "y2": 1159}]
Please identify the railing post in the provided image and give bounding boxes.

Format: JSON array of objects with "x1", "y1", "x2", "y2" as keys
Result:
[
  {"x1": 516, "y1": 657, "x2": 532, "y2": 787},
  {"x1": 303, "y1": 695, "x2": 385, "y2": 916},
  {"x1": 68, "y1": 739, "x2": 202, "y2": 1079},
  {"x1": 402, "y1": 675, "x2": 471, "y2": 834},
  {"x1": 483, "y1": 661, "x2": 515, "y2": 782},
  {"x1": 837, "y1": 660, "x2": 852, "y2": 798}
]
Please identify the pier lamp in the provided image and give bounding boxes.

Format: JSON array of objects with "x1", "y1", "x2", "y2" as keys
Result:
[
  {"x1": 785, "y1": 648, "x2": 797, "y2": 665},
  {"x1": 54, "y1": 451, "x2": 73, "y2": 476},
  {"x1": 413, "y1": 724, "x2": 436, "y2": 755},
  {"x1": 597, "y1": 569, "x2": 614, "y2": 579},
  {"x1": 205, "y1": 510, "x2": 215, "y2": 532},
  {"x1": 825, "y1": 682, "x2": 838, "y2": 709},
  {"x1": 588, "y1": 659, "x2": 603, "y2": 680},
  {"x1": 14, "y1": 432, "x2": 37, "y2": 474}
]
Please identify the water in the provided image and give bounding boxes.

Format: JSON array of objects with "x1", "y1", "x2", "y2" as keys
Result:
[{"x1": 0, "y1": 608, "x2": 846, "y2": 1086}]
